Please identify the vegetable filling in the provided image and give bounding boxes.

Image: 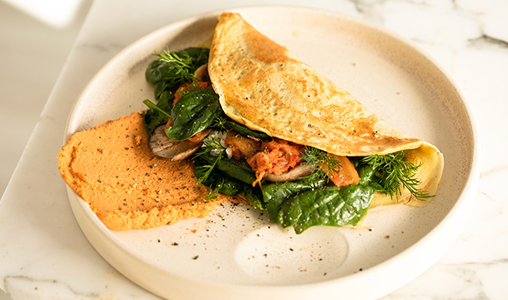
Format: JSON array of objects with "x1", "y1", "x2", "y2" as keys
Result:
[{"x1": 142, "y1": 47, "x2": 432, "y2": 234}]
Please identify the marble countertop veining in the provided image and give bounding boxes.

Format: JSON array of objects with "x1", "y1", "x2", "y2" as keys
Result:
[{"x1": 1, "y1": 0, "x2": 507, "y2": 299}]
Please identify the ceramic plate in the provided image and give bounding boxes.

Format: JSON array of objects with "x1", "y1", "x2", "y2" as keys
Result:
[{"x1": 64, "y1": 6, "x2": 479, "y2": 300}]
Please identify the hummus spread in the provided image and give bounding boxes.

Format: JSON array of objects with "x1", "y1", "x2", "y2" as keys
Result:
[{"x1": 58, "y1": 112, "x2": 230, "y2": 231}]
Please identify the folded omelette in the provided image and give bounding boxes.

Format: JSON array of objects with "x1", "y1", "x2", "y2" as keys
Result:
[{"x1": 208, "y1": 12, "x2": 443, "y2": 208}]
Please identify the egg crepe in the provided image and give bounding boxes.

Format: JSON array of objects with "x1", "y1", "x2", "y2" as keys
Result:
[{"x1": 208, "y1": 13, "x2": 443, "y2": 206}]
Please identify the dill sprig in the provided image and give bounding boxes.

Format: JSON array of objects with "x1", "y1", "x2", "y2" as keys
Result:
[
  {"x1": 204, "y1": 180, "x2": 223, "y2": 200},
  {"x1": 362, "y1": 151, "x2": 432, "y2": 201},
  {"x1": 194, "y1": 135, "x2": 226, "y2": 186},
  {"x1": 301, "y1": 146, "x2": 341, "y2": 180},
  {"x1": 211, "y1": 115, "x2": 229, "y2": 131},
  {"x1": 153, "y1": 48, "x2": 196, "y2": 84}
]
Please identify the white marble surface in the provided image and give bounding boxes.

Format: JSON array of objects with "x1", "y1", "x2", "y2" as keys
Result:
[
  {"x1": 0, "y1": 0, "x2": 92, "y2": 203},
  {"x1": 0, "y1": 0, "x2": 507, "y2": 299}
]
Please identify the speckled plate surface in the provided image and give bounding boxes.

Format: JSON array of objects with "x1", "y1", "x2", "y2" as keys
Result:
[{"x1": 64, "y1": 6, "x2": 479, "y2": 300}]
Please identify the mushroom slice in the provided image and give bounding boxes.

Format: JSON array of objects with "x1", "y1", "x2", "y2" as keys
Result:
[
  {"x1": 194, "y1": 63, "x2": 209, "y2": 82},
  {"x1": 264, "y1": 164, "x2": 316, "y2": 182},
  {"x1": 149, "y1": 125, "x2": 202, "y2": 160},
  {"x1": 224, "y1": 130, "x2": 259, "y2": 160}
]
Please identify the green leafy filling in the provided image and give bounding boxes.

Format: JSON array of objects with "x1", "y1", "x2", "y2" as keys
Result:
[
  {"x1": 145, "y1": 47, "x2": 209, "y2": 87},
  {"x1": 141, "y1": 47, "x2": 431, "y2": 234},
  {"x1": 165, "y1": 86, "x2": 222, "y2": 141},
  {"x1": 143, "y1": 47, "x2": 210, "y2": 134}
]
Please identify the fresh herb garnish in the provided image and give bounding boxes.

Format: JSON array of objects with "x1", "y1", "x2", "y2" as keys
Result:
[
  {"x1": 301, "y1": 146, "x2": 341, "y2": 180},
  {"x1": 194, "y1": 136, "x2": 225, "y2": 186},
  {"x1": 201, "y1": 178, "x2": 223, "y2": 200},
  {"x1": 153, "y1": 49, "x2": 195, "y2": 83},
  {"x1": 362, "y1": 151, "x2": 431, "y2": 201},
  {"x1": 145, "y1": 47, "x2": 209, "y2": 88}
]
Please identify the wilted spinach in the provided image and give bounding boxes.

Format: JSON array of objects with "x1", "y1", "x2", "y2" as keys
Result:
[
  {"x1": 270, "y1": 163, "x2": 378, "y2": 234},
  {"x1": 143, "y1": 47, "x2": 209, "y2": 134},
  {"x1": 140, "y1": 47, "x2": 428, "y2": 235},
  {"x1": 142, "y1": 95, "x2": 173, "y2": 135},
  {"x1": 262, "y1": 176, "x2": 328, "y2": 222},
  {"x1": 165, "y1": 86, "x2": 222, "y2": 141}
]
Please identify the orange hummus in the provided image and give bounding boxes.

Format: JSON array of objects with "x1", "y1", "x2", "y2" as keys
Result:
[{"x1": 57, "y1": 112, "x2": 231, "y2": 231}]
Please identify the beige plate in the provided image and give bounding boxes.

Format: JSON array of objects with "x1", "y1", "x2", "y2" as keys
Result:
[{"x1": 64, "y1": 6, "x2": 479, "y2": 300}]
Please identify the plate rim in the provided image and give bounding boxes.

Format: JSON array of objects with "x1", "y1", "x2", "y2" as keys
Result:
[{"x1": 64, "y1": 5, "x2": 480, "y2": 300}]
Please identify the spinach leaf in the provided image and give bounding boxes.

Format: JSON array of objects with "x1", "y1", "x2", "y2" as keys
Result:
[
  {"x1": 266, "y1": 164, "x2": 378, "y2": 234},
  {"x1": 195, "y1": 159, "x2": 242, "y2": 196},
  {"x1": 194, "y1": 157, "x2": 265, "y2": 209},
  {"x1": 145, "y1": 60, "x2": 178, "y2": 88},
  {"x1": 165, "y1": 86, "x2": 222, "y2": 141},
  {"x1": 210, "y1": 115, "x2": 270, "y2": 139},
  {"x1": 143, "y1": 47, "x2": 209, "y2": 135},
  {"x1": 277, "y1": 183, "x2": 375, "y2": 234},
  {"x1": 241, "y1": 184, "x2": 265, "y2": 210},
  {"x1": 178, "y1": 47, "x2": 210, "y2": 70},
  {"x1": 154, "y1": 81, "x2": 172, "y2": 101},
  {"x1": 262, "y1": 177, "x2": 327, "y2": 222},
  {"x1": 221, "y1": 118, "x2": 270, "y2": 139},
  {"x1": 196, "y1": 151, "x2": 258, "y2": 186},
  {"x1": 215, "y1": 158, "x2": 258, "y2": 185},
  {"x1": 142, "y1": 92, "x2": 174, "y2": 135}
]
